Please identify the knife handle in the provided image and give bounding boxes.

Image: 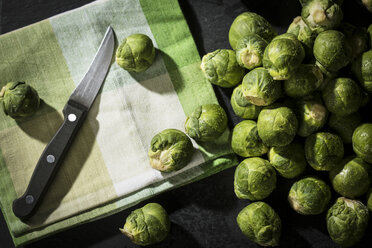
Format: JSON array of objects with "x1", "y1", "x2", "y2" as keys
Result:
[{"x1": 12, "y1": 101, "x2": 88, "y2": 221}]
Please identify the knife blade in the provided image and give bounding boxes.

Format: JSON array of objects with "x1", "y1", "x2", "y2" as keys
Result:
[{"x1": 12, "y1": 26, "x2": 115, "y2": 221}]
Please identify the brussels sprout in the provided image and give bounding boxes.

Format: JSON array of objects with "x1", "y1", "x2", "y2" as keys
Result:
[
  {"x1": 352, "y1": 50, "x2": 372, "y2": 93},
  {"x1": 313, "y1": 30, "x2": 351, "y2": 74},
  {"x1": 288, "y1": 177, "x2": 331, "y2": 215},
  {"x1": 116, "y1": 34, "x2": 155, "y2": 72},
  {"x1": 329, "y1": 157, "x2": 370, "y2": 198},
  {"x1": 340, "y1": 23, "x2": 369, "y2": 60},
  {"x1": 300, "y1": 0, "x2": 343, "y2": 6},
  {"x1": 362, "y1": 0, "x2": 372, "y2": 13},
  {"x1": 367, "y1": 189, "x2": 372, "y2": 212},
  {"x1": 231, "y1": 84, "x2": 262, "y2": 119},
  {"x1": 328, "y1": 112, "x2": 361, "y2": 143},
  {"x1": 120, "y1": 203, "x2": 170, "y2": 246},
  {"x1": 263, "y1": 33, "x2": 305, "y2": 80},
  {"x1": 301, "y1": 0, "x2": 343, "y2": 33},
  {"x1": 268, "y1": 142, "x2": 307, "y2": 179},
  {"x1": 257, "y1": 105, "x2": 298, "y2": 147},
  {"x1": 283, "y1": 64, "x2": 323, "y2": 98},
  {"x1": 287, "y1": 16, "x2": 317, "y2": 59},
  {"x1": 148, "y1": 129, "x2": 193, "y2": 172},
  {"x1": 327, "y1": 197, "x2": 369, "y2": 247},
  {"x1": 200, "y1": 49, "x2": 245, "y2": 88},
  {"x1": 294, "y1": 97, "x2": 328, "y2": 137},
  {"x1": 305, "y1": 132, "x2": 344, "y2": 171},
  {"x1": 322, "y1": 77, "x2": 362, "y2": 116},
  {"x1": 234, "y1": 157, "x2": 276, "y2": 200},
  {"x1": 228, "y1": 12, "x2": 277, "y2": 50},
  {"x1": 352, "y1": 123, "x2": 372, "y2": 163},
  {"x1": 0, "y1": 82, "x2": 40, "y2": 119},
  {"x1": 235, "y1": 34, "x2": 268, "y2": 70},
  {"x1": 185, "y1": 104, "x2": 227, "y2": 142},
  {"x1": 231, "y1": 120, "x2": 268, "y2": 157},
  {"x1": 241, "y1": 67, "x2": 282, "y2": 106},
  {"x1": 237, "y1": 202, "x2": 281, "y2": 247}
]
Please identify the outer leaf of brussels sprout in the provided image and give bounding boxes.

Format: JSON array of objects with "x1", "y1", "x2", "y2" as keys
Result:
[
  {"x1": 200, "y1": 49, "x2": 245, "y2": 88},
  {"x1": 362, "y1": 0, "x2": 372, "y2": 13},
  {"x1": 234, "y1": 157, "x2": 276, "y2": 200},
  {"x1": 263, "y1": 33, "x2": 305, "y2": 80},
  {"x1": 322, "y1": 77, "x2": 362, "y2": 116},
  {"x1": 305, "y1": 132, "x2": 344, "y2": 171},
  {"x1": 313, "y1": 30, "x2": 351, "y2": 73},
  {"x1": 294, "y1": 97, "x2": 328, "y2": 137},
  {"x1": 284, "y1": 64, "x2": 323, "y2": 98},
  {"x1": 0, "y1": 82, "x2": 40, "y2": 119},
  {"x1": 148, "y1": 129, "x2": 194, "y2": 172},
  {"x1": 231, "y1": 84, "x2": 262, "y2": 119},
  {"x1": 231, "y1": 120, "x2": 268, "y2": 157},
  {"x1": 287, "y1": 16, "x2": 317, "y2": 59},
  {"x1": 235, "y1": 34, "x2": 268, "y2": 70},
  {"x1": 288, "y1": 177, "x2": 331, "y2": 215},
  {"x1": 368, "y1": 24, "x2": 372, "y2": 47},
  {"x1": 367, "y1": 189, "x2": 372, "y2": 212},
  {"x1": 257, "y1": 106, "x2": 298, "y2": 147},
  {"x1": 268, "y1": 142, "x2": 307, "y2": 179},
  {"x1": 352, "y1": 50, "x2": 372, "y2": 93},
  {"x1": 116, "y1": 34, "x2": 155, "y2": 72},
  {"x1": 329, "y1": 157, "x2": 370, "y2": 198},
  {"x1": 340, "y1": 23, "x2": 369, "y2": 60},
  {"x1": 185, "y1": 104, "x2": 228, "y2": 142},
  {"x1": 228, "y1": 12, "x2": 277, "y2": 50},
  {"x1": 237, "y1": 202, "x2": 281, "y2": 247},
  {"x1": 328, "y1": 112, "x2": 361, "y2": 143},
  {"x1": 352, "y1": 123, "x2": 372, "y2": 163},
  {"x1": 327, "y1": 197, "x2": 369, "y2": 247},
  {"x1": 241, "y1": 67, "x2": 282, "y2": 106},
  {"x1": 120, "y1": 203, "x2": 170, "y2": 246},
  {"x1": 301, "y1": 0, "x2": 343, "y2": 33}
]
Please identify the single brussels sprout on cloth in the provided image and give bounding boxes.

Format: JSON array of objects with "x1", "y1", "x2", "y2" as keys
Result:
[
  {"x1": 313, "y1": 30, "x2": 351, "y2": 74},
  {"x1": 294, "y1": 97, "x2": 328, "y2": 137},
  {"x1": 328, "y1": 112, "x2": 361, "y2": 143},
  {"x1": 340, "y1": 23, "x2": 369, "y2": 60},
  {"x1": 148, "y1": 129, "x2": 193, "y2": 172},
  {"x1": 352, "y1": 123, "x2": 372, "y2": 163},
  {"x1": 322, "y1": 77, "x2": 362, "y2": 116},
  {"x1": 283, "y1": 64, "x2": 323, "y2": 98},
  {"x1": 231, "y1": 120, "x2": 268, "y2": 157},
  {"x1": 287, "y1": 16, "x2": 317, "y2": 59},
  {"x1": 185, "y1": 104, "x2": 228, "y2": 142},
  {"x1": 235, "y1": 34, "x2": 268, "y2": 70},
  {"x1": 200, "y1": 49, "x2": 245, "y2": 88},
  {"x1": 288, "y1": 177, "x2": 331, "y2": 215},
  {"x1": 301, "y1": 0, "x2": 343, "y2": 34},
  {"x1": 120, "y1": 203, "x2": 170, "y2": 246},
  {"x1": 329, "y1": 157, "x2": 370, "y2": 198},
  {"x1": 228, "y1": 12, "x2": 277, "y2": 50},
  {"x1": 327, "y1": 197, "x2": 369, "y2": 247},
  {"x1": 241, "y1": 67, "x2": 282, "y2": 106},
  {"x1": 263, "y1": 33, "x2": 305, "y2": 80},
  {"x1": 237, "y1": 202, "x2": 281, "y2": 247},
  {"x1": 352, "y1": 50, "x2": 372, "y2": 93},
  {"x1": 0, "y1": 82, "x2": 40, "y2": 119},
  {"x1": 234, "y1": 157, "x2": 277, "y2": 200},
  {"x1": 257, "y1": 105, "x2": 298, "y2": 147},
  {"x1": 231, "y1": 84, "x2": 262, "y2": 119},
  {"x1": 116, "y1": 34, "x2": 155, "y2": 72},
  {"x1": 305, "y1": 132, "x2": 344, "y2": 171},
  {"x1": 268, "y1": 142, "x2": 307, "y2": 179}
]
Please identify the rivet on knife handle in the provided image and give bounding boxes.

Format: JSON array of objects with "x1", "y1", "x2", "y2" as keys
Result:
[{"x1": 12, "y1": 26, "x2": 115, "y2": 221}]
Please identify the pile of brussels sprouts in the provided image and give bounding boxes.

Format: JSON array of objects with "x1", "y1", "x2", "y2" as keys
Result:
[{"x1": 200, "y1": 0, "x2": 372, "y2": 246}]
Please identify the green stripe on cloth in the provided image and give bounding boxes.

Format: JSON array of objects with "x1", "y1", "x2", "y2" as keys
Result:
[{"x1": 0, "y1": 0, "x2": 237, "y2": 246}]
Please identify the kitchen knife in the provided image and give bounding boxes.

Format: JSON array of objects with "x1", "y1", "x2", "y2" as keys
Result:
[{"x1": 12, "y1": 26, "x2": 115, "y2": 221}]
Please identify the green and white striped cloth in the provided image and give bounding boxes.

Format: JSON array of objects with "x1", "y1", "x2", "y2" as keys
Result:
[{"x1": 0, "y1": 0, "x2": 237, "y2": 246}]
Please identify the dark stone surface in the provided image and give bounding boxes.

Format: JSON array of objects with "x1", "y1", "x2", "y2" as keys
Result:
[{"x1": 0, "y1": 0, "x2": 371, "y2": 247}]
